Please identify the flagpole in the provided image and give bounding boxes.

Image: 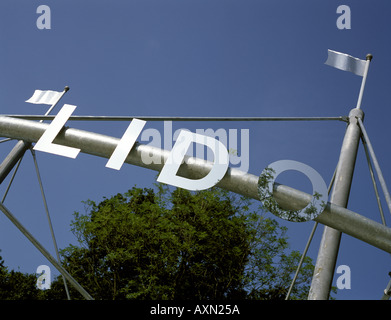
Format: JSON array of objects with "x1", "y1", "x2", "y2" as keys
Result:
[
  {"x1": 40, "y1": 86, "x2": 69, "y2": 122},
  {"x1": 356, "y1": 54, "x2": 372, "y2": 109},
  {"x1": 308, "y1": 54, "x2": 373, "y2": 300}
]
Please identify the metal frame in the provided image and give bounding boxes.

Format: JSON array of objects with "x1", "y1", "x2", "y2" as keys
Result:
[
  {"x1": 308, "y1": 108, "x2": 363, "y2": 299},
  {"x1": 0, "y1": 115, "x2": 390, "y2": 256},
  {"x1": 1, "y1": 115, "x2": 349, "y2": 122},
  {"x1": 0, "y1": 52, "x2": 389, "y2": 299},
  {"x1": 308, "y1": 54, "x2": 376, "y2": 300}
]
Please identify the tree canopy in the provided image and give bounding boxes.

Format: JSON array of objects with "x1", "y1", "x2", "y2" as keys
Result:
[{"x1": 0, "y1": 185, "x2": 314, "y2": 300}]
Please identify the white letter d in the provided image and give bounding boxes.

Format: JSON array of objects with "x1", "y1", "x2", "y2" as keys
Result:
[{"x1": 157, "y1": 131, "x2": 229, "y2": 191}]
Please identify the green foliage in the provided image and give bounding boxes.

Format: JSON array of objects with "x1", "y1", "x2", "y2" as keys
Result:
[
  {"x1": 0, "y1": 185, "x2": 316, "y2": 300},
  {"x1": 258, "y1": 167, "x2": 327, "y2": 222},
  {"x1": 46, "y1": 185, "x2": 314, "y2": 300},
  {"x1": 0, "y1": 252, "x2": 45, "y2": 300}
]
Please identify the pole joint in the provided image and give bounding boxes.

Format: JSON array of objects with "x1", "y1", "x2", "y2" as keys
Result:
[{"x1": 348, "y1": 107, "x2": 365, "y2": 125}]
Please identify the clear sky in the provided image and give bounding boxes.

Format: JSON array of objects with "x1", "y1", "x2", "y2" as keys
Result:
[{"x1": 0, "y1": 0, "x2": 391, "y2": 300}]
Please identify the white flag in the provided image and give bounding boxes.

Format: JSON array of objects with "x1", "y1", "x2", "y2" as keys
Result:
[
  {"x1": 325, "y1": 49, "x2": 366, "y2": 76},
  {"x1": 26, "y1": 89, "x2": 63, "y2": 105}
]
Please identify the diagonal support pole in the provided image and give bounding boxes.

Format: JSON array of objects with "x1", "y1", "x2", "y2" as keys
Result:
[
  {"x1": 0, "y1": 86, "x2": 69, "y2": 183},
  {"x1": 308, "y1": 108, "x2": 364, "y2": 299},
  {"x1": 361, "y1": 135, "x2": 387, "y2": 226},
  {"x1": 0, "y1": 86, "x2": 82, "y2": 298},
  {"x1": 0, "y1": 140, "x2": 31, "y2": 184},
  {"x1": 309, "y1": 54, "x2": 372, "y2": 300},
  {"x1": 357, "y1": 117, "x2": 391, "y2": 219},
  {"x1": 31, "y1": 149, "x2": 71, "y2": 300},
  {"x1": 0, "y1": 142, "x2": 88, "y2": 299},
  {"x1": 1, "y1": 157, "x2": 23, "y2": 203},
  {"x1": 285, "y1": 167, "x2": 337, "y2": 300},
  {"x1": 0, "y1": 201, "x2": 93, "y2": 300}
]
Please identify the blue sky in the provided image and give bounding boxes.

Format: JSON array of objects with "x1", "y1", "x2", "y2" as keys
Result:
[{"x1": 0, "y1": 0, "x2": 391, "y2": 300}]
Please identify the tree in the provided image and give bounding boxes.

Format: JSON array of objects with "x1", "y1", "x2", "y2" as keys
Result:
[
  {"x1": 0, "y1": 252, "x2": 44, "y2": 300},
  {"x1": 43, "y1": 185, "x2": 314, "y2": 300}
]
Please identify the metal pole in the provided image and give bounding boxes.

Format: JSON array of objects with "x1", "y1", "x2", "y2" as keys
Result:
[
  {"x1": 0, "y1": 140, "x2": 31, "y2": 184},
  {"x1": 0, "y1": 86, "x2": 75, "y2": 298},
  {"x1": 1, "y1": 157, "x2": 23, "y2": 203},
  {"x1": 358, "y1": 117, "x2": 391, "y2": 219},
  {"x1": 308, "y1": 54, "x2": 372, "y2": 300},
  {"x1": 0, "y1": 117, "x2": 389, "y2": 246},
  {"x1": 361, "y1": 135, "x2": 387, "y2": 226},
  {"x1": 308, "y1": 108, "x2": 364, "y2": 299},
  {"x1": 40, "y1": 86, "x2": 69, "y2": 121},
  {"x1": 0, "y1": 115, "x2": 391, "y2": 253},
  {"x1": 356, "y1": 55, "x2": 372, "y2": 109},
  {"x1": 0, "y1": 201, "x2": 93, "y2": 300},
  {"x1": 3, "y1": 115, "x2": 349, "y2": 122},
  {"x1": 36, "y1": 86, "x2": 72, "y2": 298},
  {"x1": 285, "y1": 167, "x2": 337, "y2": 300},
  {"x1": 285, "y1": 222, "x2": 318, "y2": 299},
  {"x1": 31, "y1": 149, "x2": 71, "y2": 300},
  {"x1": 0, "y1": 86, "x2": 69, "y2": 184}
]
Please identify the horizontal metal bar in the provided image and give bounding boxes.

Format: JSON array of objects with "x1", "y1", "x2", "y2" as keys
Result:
[
  {"x1": 0, "y1": 116, "x2": 390, "y2": 253},
  {"x1": 2, "y1": 115, "x2": 349, "y2": 122}
]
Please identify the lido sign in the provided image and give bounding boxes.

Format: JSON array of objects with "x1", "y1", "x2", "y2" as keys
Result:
[{"x1": 32, "y1": 103, "x2": 329, "y2": 223}]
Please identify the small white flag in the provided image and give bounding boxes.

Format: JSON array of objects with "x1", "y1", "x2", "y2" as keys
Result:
[
  {"x1": 26, "y1": 89, "x2": 63, "y2": 105},
  {"x1": 325, "y1": 49, "x2": 366, "y2": 76}
]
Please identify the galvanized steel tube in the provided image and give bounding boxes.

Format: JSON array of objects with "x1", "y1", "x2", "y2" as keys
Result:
[
  {"x1": 308, "y1": 108, "x2": 364, "y2": 299},
  {"x1": 0, "y1": 116, "x2": 390, "y2": 255}
]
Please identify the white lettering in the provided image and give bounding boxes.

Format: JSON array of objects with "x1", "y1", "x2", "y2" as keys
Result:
[
  {"x1": 33, "y1": 109, "x2": 328, "y2": 217},
  {"x1": 34, "y1": 104, "x2": 81, "y2": 158},
  {"x1": 157, "y1": 130, "x2": 229, "y2": 191},
  {"x1": 106, "y1": 119, "x2": 146, "y2": 170}
]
